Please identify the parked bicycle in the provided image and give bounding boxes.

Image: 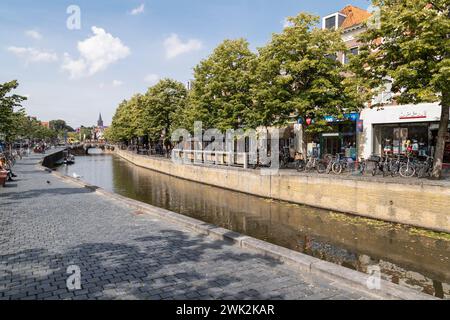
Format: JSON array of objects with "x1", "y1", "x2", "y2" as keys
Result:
[
  {"x1": 388, "y1": 155, "x2": 404, "y2": 177},
  {"x1": 416, "y1": 156, "x2": 434, "y2": 179},
  {"x1": 279, "y1": 146, "x2": 291, "y2": 169},
  {"x1": 371, "y1": 155, "x2": 392, "y2": 177},
  {"x1": 297, "y1": 155, "x2": 326, "y2": 173},
  {"x1": 399, "y1": 155, "x2": 416, "y2": 178}
]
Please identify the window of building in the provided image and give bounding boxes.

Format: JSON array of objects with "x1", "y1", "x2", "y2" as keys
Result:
[
  {"x1": 325, "y1": 16, "x2": 336, "y2": 29},
  {"x1": 325, "y1": 53, "x2": 338, "y2": 61},
  {"x1": 338, "y1": 14, "x2": 346, "y2": 28},
  {"x1": 373, "y1": 123, "x2": 430, "y2": 157},
  {"x1": 344, "y1": 47, "x2": 359, "y2": 64}
]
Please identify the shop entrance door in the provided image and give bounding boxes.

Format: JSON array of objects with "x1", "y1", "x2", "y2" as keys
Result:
[{"x1": 322, "y1": 134, "x2": 340, "y2": 156}]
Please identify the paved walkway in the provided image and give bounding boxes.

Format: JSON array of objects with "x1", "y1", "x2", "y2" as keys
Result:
[{"x1": 0, "y1": 153, "x2": 379, "y2": 300}]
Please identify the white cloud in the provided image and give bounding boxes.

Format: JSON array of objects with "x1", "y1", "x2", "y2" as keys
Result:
[
  {"x1": 130, "y1": 4, "x2": 145, "y2": 15},
  {"x1": 62, "y1": 26, "x2": 131, "y2": 79},
  {"x1": 62, "y1": 54, "x2": 86, "y2": 79},
  {"x1": 144, "y1": 73, "x2": 160, "y2": 85},
  {"x1": 112, "y1": 80, "x2": 123, "y2": 87},
  {"x1": 7, "y1": 46, "x2": 58, "y2": 63},
  {"x1": 163, "y1": 33, "x2": 202, "y2": 59},
  {"x1": 25, "y1": 30, "x2": 42, "y2": 40}
]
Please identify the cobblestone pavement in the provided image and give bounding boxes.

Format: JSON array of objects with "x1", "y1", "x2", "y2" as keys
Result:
[{"x1": 0, "y1": 153, "x2": 379, "y2": 300}]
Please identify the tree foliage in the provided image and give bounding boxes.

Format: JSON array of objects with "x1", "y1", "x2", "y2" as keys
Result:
[
  {"x1": 107, "y1": 99, "x2": 136, "y2": 143},
  {"x1": 107, "y1": 79, "x2": 188, "y2": 147},
  {"x1": 250, "y1": 13, "x2": 363, "y2": 131},
  {"x1": 142, "y1": 79, "x2": 188, "y2": 146},
  {"x1": 19, "y1": 116, "x2": 58, "y2": 141},
  {"x1": 49, "y1": 120, "x2": 74, "y2": 133},
  {"x1": 351, "y1": 0, "x2": 450, "y2": 178},
  {"x1": 187, "y1": 39, "x2": 257, "y2": 131},
  {"x1": 0, "y1": 81, "x2": 64, "y2": 143},
  {"x1": 0, "y1": 80, "x2": 27, "y2": 141}
]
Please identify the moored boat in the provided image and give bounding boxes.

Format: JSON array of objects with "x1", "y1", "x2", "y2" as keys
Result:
[{"x1": 63, "y1": 154, "x2": 75, "y2": 165}]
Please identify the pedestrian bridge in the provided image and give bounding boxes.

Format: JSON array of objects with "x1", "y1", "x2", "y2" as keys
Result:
[{"x1": 68, "y1": 142, "x2": 114, "y2": 155}]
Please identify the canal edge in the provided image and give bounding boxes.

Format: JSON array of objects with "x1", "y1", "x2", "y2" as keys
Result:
[{"x1": 37, "y1": 160, "x2": 438, "y2": 301}]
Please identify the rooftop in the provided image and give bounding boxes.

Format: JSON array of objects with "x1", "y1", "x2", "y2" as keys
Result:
[{"x1": 339, "y1": 5, "x2": 372, "y2": 30}]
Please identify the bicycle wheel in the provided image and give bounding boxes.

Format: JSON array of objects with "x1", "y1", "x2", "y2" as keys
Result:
[
  {"x1": 399, "y1": 164, "x2": 415, "y2": 178},
  {"x1": 296, "y1": 160, "x2": 306, "y2": 172},
  {"x1": 417, "y1": 165, "x2": 429, "y2": 179},
  {"x1": 390, "y1": 163, "x2": 400, "y2": 177},
  {"x1": 316, "y1": 161, "x2": 327, "y2": 174},
  {"x1": 382, "y1": 163, "x2": 390, "y2": 177},
  {"x1": 371, "y1": 163, "x2": 378, "y2": 176},
  {"x1": 356, "y1": 162, "x2": 366, "y2": 175},
  {"x1": 332, "y1": 162, "x2": 343, "y2": 175},
  {"x1": 417, "y1": 167, "x2": 425, "y2": 178}
]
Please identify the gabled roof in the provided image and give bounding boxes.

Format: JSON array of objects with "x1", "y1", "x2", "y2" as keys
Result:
[{"x1": 339, "y1": 5, "x2": 372, "y2": 30}]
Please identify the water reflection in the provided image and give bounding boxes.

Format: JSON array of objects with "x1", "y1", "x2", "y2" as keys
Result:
[{"x1": 58, "y1": 152, "x2": 450, "y2": 299}]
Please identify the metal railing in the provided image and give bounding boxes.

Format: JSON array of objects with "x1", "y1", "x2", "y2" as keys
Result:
[{"x1": 172, "y1": 149, "x2": 249, "y2": 169}]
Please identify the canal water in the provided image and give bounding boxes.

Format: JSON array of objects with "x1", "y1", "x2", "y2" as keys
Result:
[{"x1": 57, "y1": 151, "x2": 450, "y2": 299}]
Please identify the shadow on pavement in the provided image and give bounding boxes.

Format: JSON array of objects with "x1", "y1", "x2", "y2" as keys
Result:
[
  {"x1": 0, "y1": 188, "x2": 94, "y2": 200},
  {"x1": 0, "y1": 229, "x2": 286, "y2": 300}
]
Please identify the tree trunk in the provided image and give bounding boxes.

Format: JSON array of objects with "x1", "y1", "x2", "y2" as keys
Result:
[{"x1": 431, "y1": 94, "x2": 449, "y2": 179}]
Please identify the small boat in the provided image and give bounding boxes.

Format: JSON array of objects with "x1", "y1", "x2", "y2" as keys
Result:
[{"x1": 63, "y1": 155, "x2": 76, "y2": 165}]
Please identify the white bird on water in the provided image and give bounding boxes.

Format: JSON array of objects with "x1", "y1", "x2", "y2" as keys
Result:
[{"x1": 72, "y1": 172, "x2": 82, "y2": 179}]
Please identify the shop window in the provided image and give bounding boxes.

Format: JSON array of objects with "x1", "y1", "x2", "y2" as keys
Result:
[
  {"x1": 374, "y1": 124, "x2": 429, "y2": 157},
  {"x1": 320, "y1": 121, "x2": 358, "y2": 159}
]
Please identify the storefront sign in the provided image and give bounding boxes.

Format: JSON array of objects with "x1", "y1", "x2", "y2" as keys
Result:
[
  {"x1": 324, "y1": 115, "x2": 335, "y2": 122},
  {"x1": 322, "y1": 133, "x2": 340, "y2": 137},
  {"x1": 346, "y1": 113, "x2": 360, "y2": 122},
  {"x1": 324, "y1": 113, "x2": 360, "y2": 123},
  {"x1": 357, "y1": 120, "x2": 364, "y2": 133},
  {"x1": 399, "y1": 110, "x2": 427, "y2": 120}
]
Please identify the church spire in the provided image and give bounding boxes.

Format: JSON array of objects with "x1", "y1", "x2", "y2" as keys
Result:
[{"x1": 97, "y1": 113, "x2": 104, "y2": 127}]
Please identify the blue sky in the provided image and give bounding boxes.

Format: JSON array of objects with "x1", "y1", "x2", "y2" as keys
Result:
[{"x1": 0, "y1": 0, "x2": 371, "y2": 127}]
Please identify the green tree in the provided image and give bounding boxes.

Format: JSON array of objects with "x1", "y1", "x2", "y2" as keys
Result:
[
  {"x1": 108, "y1": 80, "x2": 188, "y2": 148},
  {"x1": 129, "y1": 94, "x2": 146, "y2": 141},
  {"x1": 142, "y1": 79, "x2": 188, "y2": 148},
  {"x1": 187, "y1": 39, "x2": 257, "y2": 131},
  {"x1": 79, "y1": 126, "x2": 93, "y2": 141},
  {"x1": 15, "y1": 115, "x2": 57, "y2": 142},
  {"x1": 352, "y1": 0, "x2": 450, "y2": 178},
  {"x1": 250, "y1": 13, "x2": 362, "y2": 132},
  {"x1": 108, "y1": 99, "x2": 136, "y2": 144},
  {"x1": 0, "y1": 80, "x2": 27, "y2": 142},
  {"x1": 49, "y1": 120, "x2": 74, "y2": 133}
]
